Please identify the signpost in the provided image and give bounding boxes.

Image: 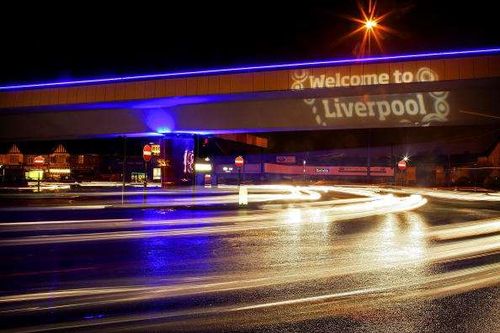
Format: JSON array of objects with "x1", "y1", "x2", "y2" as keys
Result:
[
  {"x1": 397, "y1": 160, "x2": 407, "y2": 171},
  {"x1": 33, "y1": 155, "x2": 45, "y2": 165},
  {"x1": 33, "y1": 155, "x2": 45, "y2": 192},
  {"x1": 235, "y1": 156, "x2": 244, "y2": 185},
  {"x1": 235, "y1": 156, "x2": 246, "y2": 206},
  {"x1": 143, "y1": 145, "x2": 152, "y2": 201},
  {"x1": 143, "y1": 145, "x2": 152, "y2": 162},
  {"x1": 122, "y1": 136, "x2": 127, "y2": 205},
  {"x1": 235, "y1": 155, "x2": 244, "y2": 168},
  {"x1": 398, "y1": 159, "x2": 407, "y2": 187}
]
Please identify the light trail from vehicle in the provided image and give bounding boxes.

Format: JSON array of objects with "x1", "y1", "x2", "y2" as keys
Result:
[
  {"x1": 0, "y1": 186, "x2": 427, "y2": 243},
  {"x1": 0, "y1": 185, "x2": 498, "y2": 332},
  {"x1": 379, "y1": 187, "x2": 500, "y2": 201},
  {"x1": 0, "y1": 231, "x2": 497, "y2": 332}
]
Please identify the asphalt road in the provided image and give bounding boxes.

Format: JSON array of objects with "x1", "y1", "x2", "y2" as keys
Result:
[{"x1": 0, "y1": 185, "x2": 499, "y2": 332}]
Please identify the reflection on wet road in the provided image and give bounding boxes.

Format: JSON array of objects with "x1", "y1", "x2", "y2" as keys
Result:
[{"x1": 0, "y1": 185, "x2": 499, "y2": 332}]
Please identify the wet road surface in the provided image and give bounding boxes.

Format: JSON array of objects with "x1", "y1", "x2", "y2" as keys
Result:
[{"x1": 0, "y1": 185, "x2": 499, "y2": 332}]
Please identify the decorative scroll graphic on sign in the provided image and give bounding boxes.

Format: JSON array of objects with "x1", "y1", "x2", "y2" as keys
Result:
[
  {"x1": 292, "y1": 67, "x2": 449, "y2": 127},
  {"x1": 183, "y1": 149, "x2": 194, "y2": 174}
]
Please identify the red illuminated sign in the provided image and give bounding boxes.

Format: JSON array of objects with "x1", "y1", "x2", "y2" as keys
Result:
[
  {"x1": 33, "y1": 155, "x2": 45, "y2": 165},
  {"x1": 143, "y1": 145, "x2": 152, "y2": 162},
  {"x1": 235, "y1": 156, "x2": 245, "y2": 168}
]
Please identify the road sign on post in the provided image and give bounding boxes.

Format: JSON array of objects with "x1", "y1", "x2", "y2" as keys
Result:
[
  {"x1": 33, "y1": 155, "x2": 45, "y2": 166},
  {"x1": 143, "y1": 145, "x2": 152, "y2": 202},
  {"x1": 235, "y1": 156, "x2": 244, "y2": 187},
  {"x1": 398, "y1": 160, "x2": 407, "y2": 171},
  {"x1": 143, "y1": 145, "x2": 152, "y2": 162},
  {"x1": 235, "y1": 156, "x2": 245, "y2": 205},
  {"x1": 33, "y1": 156, "x2": 45, "y2": 193},
  {"x1": 235, "y1": 156, "x2": 244, "y2": 168},
  {"x1": 398, "y1": 160, "x2": 407, "y2": 187}
]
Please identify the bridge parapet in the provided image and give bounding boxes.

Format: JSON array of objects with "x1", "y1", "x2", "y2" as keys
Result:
[{"x1": 1, "y1": 51, "x2": 499, "y2": 110}]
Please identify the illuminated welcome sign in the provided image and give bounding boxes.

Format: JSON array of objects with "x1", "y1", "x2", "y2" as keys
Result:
[{"x1": 292, "y1": 67, "x2": 449, "y2": 127}]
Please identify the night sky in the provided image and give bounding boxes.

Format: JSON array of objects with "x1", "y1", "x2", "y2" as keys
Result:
[{"x1": 1, "y1": 1, "x2": 498, "y2": 85}]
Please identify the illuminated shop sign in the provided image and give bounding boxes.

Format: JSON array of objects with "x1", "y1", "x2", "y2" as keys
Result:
[
  {"x1": 264, "y1": 163, "x2": 394, "y2": 176},
  {"x1": 48, "y1": 168, "x2": 71, "y2": 174},
  {"x1": 25, "y1": 170, "x2": 43, "y2": 180},
  {"x1": 217, "y1": 164, "x2": 261, "y2": 174},
  {"x1": 195, "y1": 163, "x2": 212, "y2": 172},
  {"x1": 292, "y1": 67, "x2": 449, "y2": 127},
  {"x1": 276, "y1": 156, "x2": 296, "y2": 164},
  {"x1": 151, "y1": 144, "x2": 161, "y2": 156}
]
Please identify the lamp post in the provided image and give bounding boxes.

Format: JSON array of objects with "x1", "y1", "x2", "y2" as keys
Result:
[
  {"x1": 473, "y1": 163, "x2": 477, "y2": 192},
  {"x1": 399, "y1": 156, "x2": 409, "y2": 187},
  {"x1": 303, "y1": 159, "x2": 307, "y2": 183},
  {"x1": 121, "y1": 136, "x2": 126, "y2": 205}
]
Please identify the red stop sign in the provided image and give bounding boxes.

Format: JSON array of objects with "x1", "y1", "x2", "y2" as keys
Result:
[
  {"x1": 398, "y1": 160, "x2": 407, "y2": 171},
  {"x1": 235, "y1": 156, "x2": 244, "y2": 168},
  {"x1": 143, "y1": 145, "x2": 152, "y2": 162},
  {"x1": 33, "y1": 155, "x2": 45, "y2": 165}
]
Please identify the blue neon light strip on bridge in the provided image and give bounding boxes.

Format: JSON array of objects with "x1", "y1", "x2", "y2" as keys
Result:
[{"x1": 1, "y1": 48, "x2": 500, "y2": 91}]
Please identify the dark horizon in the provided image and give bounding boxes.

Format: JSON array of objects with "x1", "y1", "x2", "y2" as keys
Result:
[{"x1": 2, "y1": 1, "x2": 499, "y2": 84}]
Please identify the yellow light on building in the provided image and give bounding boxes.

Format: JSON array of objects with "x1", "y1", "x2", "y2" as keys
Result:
[
  {"x1": 48, "y1": 168, "x2": 71, "y2": 174},
  {"x1": 153, "y1": 167, "x2": 161, "y2": 180},
  {"x1": 195, "y1": 163, "x2": 212, "y2": 172},
  {"x1": 151, "y1": 144, "x2": 161, "y2": 156},
  {"x1": 26, "y1": 170, "x2": 44, "y2": 180}
]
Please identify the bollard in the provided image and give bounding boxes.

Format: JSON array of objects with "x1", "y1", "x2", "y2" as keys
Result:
[{"x1": 238, "y1": 185, "x2": 248, "y2": 206}]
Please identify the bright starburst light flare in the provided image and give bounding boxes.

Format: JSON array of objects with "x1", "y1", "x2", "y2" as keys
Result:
[{"x1": 344, "y1": 0, "x2": 398, "y2": 57}]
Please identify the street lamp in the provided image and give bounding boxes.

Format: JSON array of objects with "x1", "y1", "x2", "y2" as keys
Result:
[
  {"x1": 362, "y1": 17, "x2": 378, "y2": 56},
  {"x1": 303, "y1": 160, "x2": 307, "y2": 183},
  {"x1": 364, "y1": 18, "x2": 377, "y2": 31},
  {"x1": 345, "y1": 0, "x2": 396, "y2": 57}
]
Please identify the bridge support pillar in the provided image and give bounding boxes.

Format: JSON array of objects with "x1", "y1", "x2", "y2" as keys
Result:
[{"x1": 160, "y1": 134, "x2": 195, "y2": 187}]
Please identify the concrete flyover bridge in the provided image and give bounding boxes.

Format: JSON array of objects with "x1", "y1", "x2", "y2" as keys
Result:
[{"x1": 1, "y1": 48, "x2": 500, "y2": 141}]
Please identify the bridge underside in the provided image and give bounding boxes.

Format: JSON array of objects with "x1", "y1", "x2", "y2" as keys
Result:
[{"x1": 0, "y1": 78, "x2": 499, "y2": 141}]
